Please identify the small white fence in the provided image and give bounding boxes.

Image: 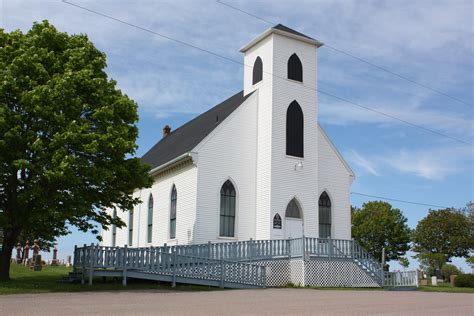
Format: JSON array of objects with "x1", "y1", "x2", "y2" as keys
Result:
[{"x1": 384, "y1": 270, "x2": 419, "y2": 287}]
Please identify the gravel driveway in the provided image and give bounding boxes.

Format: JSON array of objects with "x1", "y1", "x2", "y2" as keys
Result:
[{"x1": 1, "y1": 288, "x2": 472, "y2": 315}]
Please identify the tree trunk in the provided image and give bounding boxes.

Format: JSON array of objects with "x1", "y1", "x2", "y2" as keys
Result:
[{"x1": 0, "y1": 231, "x2": 17, "y2": 281}]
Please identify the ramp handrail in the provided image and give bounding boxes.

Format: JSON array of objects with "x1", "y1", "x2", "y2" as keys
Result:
[
  {"x1": 73, "y1": 237, "x2": 384, "y2": 286},
  {"x1": 74, "y1": 244, "x2": 266, "y2": 288}
]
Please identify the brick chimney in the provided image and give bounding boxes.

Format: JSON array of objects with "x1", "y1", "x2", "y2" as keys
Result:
[{"x1": 163, "y1": 125, "x2": 171, "y2": 137}]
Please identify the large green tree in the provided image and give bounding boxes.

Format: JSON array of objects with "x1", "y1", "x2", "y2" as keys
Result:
[
  {"x1": 351, "y1": 201, "x2": 411, "y2": 266},
  {"x1": 0, "y1": 21, "x2": 152, "y2": 280},
  {"x1": 412, "y1": 207, "x2": 474, "y2": 276}
]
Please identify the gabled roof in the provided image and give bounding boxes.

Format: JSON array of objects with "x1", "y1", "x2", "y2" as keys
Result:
[
  {"x1": 240, "y1": 23, "x2": 323, "y2": 52},
  {"x1": 141, "y1": 91, "x2": 253, "y2": 170}
]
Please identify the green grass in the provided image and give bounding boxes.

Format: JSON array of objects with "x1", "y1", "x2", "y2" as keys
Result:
[
  {"x1": 0, "y1": 264, "x2": 219, "y2": 295},
  {"x1": 419, "y1": 282, "x2": 474, "y2": 293}
]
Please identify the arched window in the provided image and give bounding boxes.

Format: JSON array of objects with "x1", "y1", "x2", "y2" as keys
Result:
[
  {"x1": 112, "y1": 208, "x2": 117, "y2": 247},
  {"x1": 273, "y1": 213, "x2": 282, "y2": 229},
  {"x1": 286, "y1": 101, "x2": 304, "y2": 157},
  {"x1": 147, "y1": 194, "x2": 153, "y2": 243},
  {"x1": 128, "y1": 209, "x2": 134, "y2": 246},
  {"x1": 219, "y1": 180, "x2": 236, "y2": 237},
  {"x1": 319, "y1": 192, "x2": 331, "y2": 238},
  {"x1": 253, "y1": 56, "x2": 263, "y2": 85},
  {"x1": 287, "y1": 53, "x2": 302, "y2": 82},
  {"x1": 285, "y1": 199, "x2": 302, "y2": 219},
  {"x1": 170, "y1": 185, "x2": 177, "y2": 239}
]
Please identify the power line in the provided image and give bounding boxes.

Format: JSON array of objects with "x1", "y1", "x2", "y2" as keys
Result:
[
  {"x1": 351, "y1": 192, "x2": 450, "y2": 209},
  {"x1": 61, "y1": 0, "x2": 473, "y2": 147},
  {"x1": 216, "y1": 0, "x2": 473, "y2": 110}
]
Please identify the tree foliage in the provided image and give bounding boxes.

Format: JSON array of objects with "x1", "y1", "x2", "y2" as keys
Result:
[
  {"x1": 412, "y1": 207, "x2": 474, "y2": 275},
  {"x1": 399, "y1": 257, "x2": 410, "y2": 269},
  {"x1": 440, "y1": 263, "x2": 460, "y2": 281},
  {"x1": 0, "y1": 21, "x2": 152, "y2": 280},
  {"x1": 351, "y1": 201, "x2": 411, "y2": 263}
]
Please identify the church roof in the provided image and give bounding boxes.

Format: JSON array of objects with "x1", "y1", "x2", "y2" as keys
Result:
[
  {"x1": 240, "y1": 23, "x2": 323, "y2": 52},
  {"x1": 141, "y1": 91, "x2": 253, "y2": 171},
  {"x1": 272, "y1": 24, "x2": 315, "y2": 41}
]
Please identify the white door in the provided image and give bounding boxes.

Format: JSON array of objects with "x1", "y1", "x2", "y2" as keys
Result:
[{"x1": 284, "y1": 218, "x2": 303, "y2": 239}]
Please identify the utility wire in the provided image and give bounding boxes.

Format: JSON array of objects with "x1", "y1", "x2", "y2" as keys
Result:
[
  {"x1": 61, "y1": 0, "x2": 474, "y2": 147},
  {"x1": 216, "y1": 0, "x2": 473, "y2": 109},
  {"x1": 351, "y1": 192, "x2": 450, "y2": 209}
]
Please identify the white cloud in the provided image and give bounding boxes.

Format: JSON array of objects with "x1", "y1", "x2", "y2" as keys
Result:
[
  {"x1": 349, "y1": 145, "x2": 473, "y2": 180},
  {"x1": 346, "y1": 150, "x2": 380, "y2": 176}
]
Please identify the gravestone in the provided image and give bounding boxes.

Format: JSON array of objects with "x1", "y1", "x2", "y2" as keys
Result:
[
  {"x1": 23, "y1": 240, "x2": 30, "y2": 264},
  {"x1": 431, "y1": 276, "x2": 437, "y2": 286},
  {"x1": 29, "y1": 239, "x2": 42, "y2": 271},
  {"x1": 66, "y1": 255, "x2": 72, "y2": 267},
  {"x1": 16, "y1": 242, "x2": 22, "y2": 264},
  {"x1": 51, "y1": 246, "x2": 59, "y2": 266}
]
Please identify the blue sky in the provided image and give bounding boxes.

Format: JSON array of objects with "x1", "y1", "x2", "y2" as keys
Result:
[{"x1": 2, "y1": 0, "x2": 473, "y2": 271}]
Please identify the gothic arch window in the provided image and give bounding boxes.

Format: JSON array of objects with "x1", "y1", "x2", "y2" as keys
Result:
[
  {"x1": 112, "y1": 208, "x2": 117, "y2": 247},
  {"x1": 253, "y1": 56, "x2": 263, "y2": 85},
  {"x1": 128, "y1": 209, "x2": 134, "y2": 246},
  {"x1": 287, "y1": 53, "x2": 303, "y2": 82},
  {"x1": 319, "y1": 192, "x2": 332, "y2": 238},
  {"x1": 147, "y1": 194, "x2": 153, "y2": 243},
  {"x1": 286, "y1": 101, "x2": 304, "y2": 157},
  {"x1": 170, "y1": 185, "x2": 177, "y2": 239},
  {"x1": 273, "y1": 213, "x2": 282, "y2": 229},
  {"x1": 219, "y1": 180, "x2": 236, "y2": 237},
  {"x1": 285, "y1": 198, "x2": 302, "y2": 219}
]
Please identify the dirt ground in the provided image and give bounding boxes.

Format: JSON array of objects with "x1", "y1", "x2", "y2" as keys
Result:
[{"x1": 1, "y1": 288, "x2": 473, "y2": 315}]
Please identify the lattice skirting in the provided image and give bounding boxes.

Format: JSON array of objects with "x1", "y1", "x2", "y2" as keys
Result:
[{"x1": 256, "y1": 258, "x2": 380, "y2": 288}]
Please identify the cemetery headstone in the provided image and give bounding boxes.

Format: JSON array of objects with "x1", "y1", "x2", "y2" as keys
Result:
[
  {"x1": 51, "y1": 246, "x2": 59, "y2": 266},
  {"x1": 431, "y1": 276, "x2": 437, "y2": 286},
  {"x1": 16, "y1": 242, "x2": 22, "y2": 264},
  {"x1": 23, "y1": 240, "x2": 30, "y2": 265}
]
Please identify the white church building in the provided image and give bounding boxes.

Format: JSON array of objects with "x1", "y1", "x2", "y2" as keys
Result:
[{"x1": 102, "y1": 24, "x2": 355, "y2": 249}]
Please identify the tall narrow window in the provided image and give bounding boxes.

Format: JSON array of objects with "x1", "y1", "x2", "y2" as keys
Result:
[
  {"x1": 319, "y1": 192, "x2": 331, "y2": 238},
  {"x1": 285, "y1": 199, "x2": 302, "y2": 219},
  {"x1": 170, "y1": 185, "x2": 177, "y2": 239},
  {"x1": 286, "y1": 101, "x2": 304, "y2": 157},
  {"x1": 220, "y1": 180, "x2": 236, "y2": 237},
  {"x1": 252, "y1": 56, "x2": 263, "y2": 85},
  {"x1": 111, "y1": 208, "x2": 117, "y2": 247},
  {"x1": 128, "y1": 209, "x2": 134, "y2": 246},
  {"x1": 147, "y1": 194, "x2": 153, "y2": 243},
  {"x1": 287, "y1": 53, "x2": 303, "y2": 82}
]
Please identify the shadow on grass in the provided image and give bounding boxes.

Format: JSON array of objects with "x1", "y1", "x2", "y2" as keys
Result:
[{"x1": 0, "y1": 264, "x2": 221, "y2": 295}]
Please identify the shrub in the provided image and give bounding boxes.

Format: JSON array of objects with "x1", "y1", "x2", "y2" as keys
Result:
[
  {"x1": 454, "y1": 274, "x2": 474, "y2": 287},
  {"x1": 441, "y1": 264, "x2": 460, "y2": 280}
]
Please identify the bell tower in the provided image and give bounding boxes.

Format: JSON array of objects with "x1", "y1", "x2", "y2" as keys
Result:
[{"x1": 240, "y1": 24, "x2": 324, "y2": 239}]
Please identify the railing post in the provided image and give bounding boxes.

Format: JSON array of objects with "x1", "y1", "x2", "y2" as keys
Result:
[
  {"x1": 172, "y1": 250, "x2": 177, "y2": 288},
  {"x1": 220, "y1": 258, "x2": 225, "y2": 288},
  {"x1": 81, "y1": 243, "x2": 86, "y2": 284},
  {"x1": 208, "y1": 241, "x2": 212, "y2": 259},
  {"x1": 302, "y1": 235, "x2": 306, "y2": 261},
  {"x1": 351, "y1": 239, "x2": 355, "y2": 259},
  {"x1": 249, "y1": 238, "x2": 253, "y2": 260},
  {"x1": 328, "y1": 237, "x2": 333, "y2": 259},
  {"x1": 287, "y1": 238, "x2": 291, "y2": 260},
  {"x1": 262, "y1": 266, "x2": 267, "y2": 288},
  {"x1": 88, "y1": 243, "x2": 95, "y2": 286},
  {"x1": 122, "y1": 245, "x2": 128, "y2": 286},
  {"x1": 73, "y1": 245, "x2": 77, "y2": 273}
]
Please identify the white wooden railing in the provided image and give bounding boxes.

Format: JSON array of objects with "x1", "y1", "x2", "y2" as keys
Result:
[
  {"x1": 384, "y1": 270, "x2": 419, "y2": 287},
  {"x1": 73, "y1": 237, "x2": 387, "y2": 287}
]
